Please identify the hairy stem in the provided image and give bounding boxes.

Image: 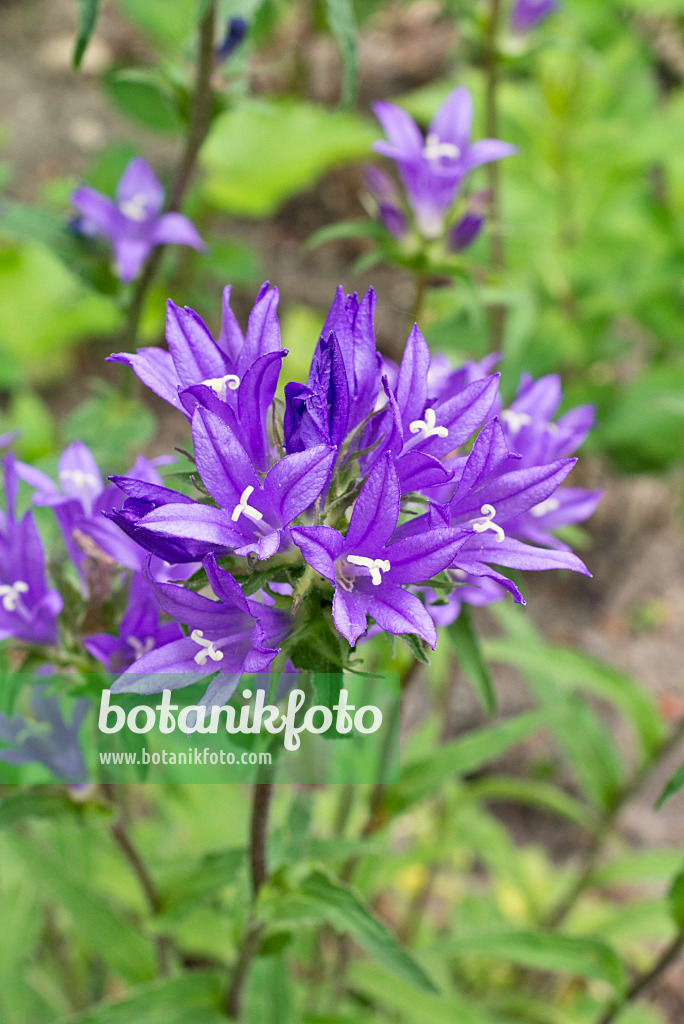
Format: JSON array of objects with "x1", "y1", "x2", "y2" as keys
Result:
[
  {"x1": 110, "y1": 810, "x2": 172, "y2": 976},
  {"x1": 597, "y1": 929, "x2": 684, "y2": 1024},
  {"x1": 124, "y1": 0, "x2": 217, "y2": 346},
  {"x1": 484, "y1": 0, "x2": 507, "y2": 352}
]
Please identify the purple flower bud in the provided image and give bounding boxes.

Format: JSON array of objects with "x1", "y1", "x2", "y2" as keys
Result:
[
  {"x1": 448, "y1": 190, "x2": 490, "y2": 252},
  {"x1": 511, "y1": 0, "x2": 558, "y2": 33},
  {"x1": 363, "y1": 165, "x2": 407, "y2": 239},
  {"x1": 217, "y1": 16, "x2": 249, "y2": 63}
]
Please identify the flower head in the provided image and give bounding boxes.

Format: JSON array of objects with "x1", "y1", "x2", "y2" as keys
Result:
[
  {"x1": 71, "y1": 158, "x2": 206, "y2": 282},
  {"x1": 0, "y1": 689, "x2": 89, "y2": 784},
  {"x1": 372, "y1": 87, "x2": 516, "y2": 239}
]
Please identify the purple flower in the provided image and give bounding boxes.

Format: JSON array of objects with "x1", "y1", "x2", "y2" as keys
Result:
[
  {"x1": 0, "y1": 688, "x2": 89, "y2": 784},
  {"x1": 448, "y1": 190, "x2": 490, "y2": 252},
  {"x1": 372, "y1": 87, "x2": 516, "y2": 239},
  {"x1": 111, "y1": 555, "x2": 287, "y2": 711},
  {"x1": 0, "y1": 455, "x2": 62, "y2": 646},
  {"x1": 17, "y1": 443, "x2": 165, "y2": 577},
  {"x1": 511, "y1": 0, "x2": 558, "y2": 33},
  {"x1": 84, "y1": 571, "x2": 183, "y2": 672},
  {"x1": 136, "y1": 406, "x2": 336, "y2": 561},
  {"x1": 109, "y1": 283, "x2": 285, "y2": 471},
  {"x1": 71, "y1": 158, "x2": 206, "y2": 282},
  {"x1": 292, "y1": 455, "x2": 467, "y2": 648}
]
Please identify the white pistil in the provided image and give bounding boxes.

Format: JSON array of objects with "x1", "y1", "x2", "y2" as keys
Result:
[
  {"x1": 190, "y1": 629, "x2": 224, "y2": 667},
  {"x1": 409, "y1": 407, "x2": 448, "y2": 440},
  {"x1": 472, "y1": 504, "x2": 505, "y2": 543},
  {"x1": 530, "y1": 497, "x2": 560, "y2": 518},
  {"x1": 0, "y1": 580, "x2": 28, "y2": 612},
  {"x1": 347, "y1": 555, "x2": 391, "y2": 586},
  {"x1": 119, "y1": 193, "x2": 150, "y2": 222},
  {"x1": 59, "y1": 469, "x2": 99, "y2": 494},
  {"x1": 501, "y1": 409, "x2": 532, "y2": 434},
  {"x1": 231, "y1": 485, "x2": 264, "y2": 523},
  {"x1": 423, "y1": 133, "x2": 461, "y2": 162},
  {"x1": 202, "y1": 374, "x2": 241, "y2": 401},
  {"x1": 127, "y1": 636, "x2": 155, "y2": 660}
]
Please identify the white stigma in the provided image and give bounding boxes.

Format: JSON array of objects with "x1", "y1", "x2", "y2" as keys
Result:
[
  {"x1": 472, "y1": 504, "x2": 505, "y2": 543},
  {"x1": 347, "y1": 555, "x2": 391, "y2": 586},
  {"x1": 231, "y1": 485, "x2": 264, "y2": 523},
  {"x1": 501, "y1": 409, "x2": 532, "y2": 434},
  {"x1": 202, "y1": 374, "x2": 241, "y2": 401},
  {"x1": 190, "y1": 629, "x2": 224, "y2": 666},
  {"x1": 409, "y1": 407, "x2": 449, "y2": 440},
  {"x1": 0, "y1": 581, "x2": 28, "y2": 612},
  {"x1": 127, "y1": 636, "x2": 155, "y2": 660},
  {"x1": 530, "y1": 497, "x2": 560, "y2": 518},
  {"x1": 119, "y1": 193, "x2": 150, "y2": 222},
  {"x1": 59, "y1": 469, "x2": 99, "y2": 493},
  {"x1": 423, "y1": 133, "x2": 461, "y2": 162}
]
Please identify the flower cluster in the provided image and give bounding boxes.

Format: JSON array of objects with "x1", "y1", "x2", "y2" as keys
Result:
[
  {"x1": 0, "y1": 281, "x2": 600, "y2": 717},
  {"x1": 367, "y1": 85, "x2": 516, "y2": 246}
]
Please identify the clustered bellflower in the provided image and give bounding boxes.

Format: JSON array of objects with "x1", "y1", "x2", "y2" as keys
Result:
[
  {"x1": 368, "y1": 86, "x2": 516, "y2": 244},
  {"x1": 93, "y1": 281, "x2": 600, "y2": 710},
  {"x1": 71, "y1": 158, "x2": 206, "y2": 283}
]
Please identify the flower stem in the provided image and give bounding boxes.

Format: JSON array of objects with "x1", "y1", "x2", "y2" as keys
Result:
[
  {"x1": 109, "y1": 801, "x2": 172, "y2": 976},
  {"x1": 124, "y1": 0, "x2": 217, "y2": 347},
  {"x1": 484, "y1": 0, "x2": 507, "y2": 352},
  {"x1": 225, "y1": 763, "x2": 275, "y2": 1018},
  {"x1": 597, "y1": 928, "x2": 684, "y2": 1024}
]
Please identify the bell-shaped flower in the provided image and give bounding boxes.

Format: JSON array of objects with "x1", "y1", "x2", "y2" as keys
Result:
[
  {"x1": 110, "y1": 555, "x2": 287, "y2": 712},
  {"x1": 71, "y1": 157, "x2": 206, "y2": 282},
  {"x1": 291, "y1": 455, "x2": 467, "y2": 648},
  {"x1": 109, "y1": 283, "x2": 285, "y2": 471},
  {"x1": 0, "y1": 455, "x2": 63, "y2": 646},
  {"x1": 0, "y1": 688, "x2": 89, "y2": 784},
  {"x1": 136, "y1": 407, "x2": 337, "y2": 561},
  {"x1": 372, "y1": 86, "x2": 516, "y2": 239}
]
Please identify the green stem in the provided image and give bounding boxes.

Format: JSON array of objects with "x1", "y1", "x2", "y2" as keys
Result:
[
  {"x1": 124, "y1": 0, "x2": 217, "y2": 348},
  {"x1": 597, "y1": 928, "x2": 684, "y2": 1024}
]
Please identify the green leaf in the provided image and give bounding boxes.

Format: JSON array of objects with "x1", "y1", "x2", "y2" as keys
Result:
[
  {"x1": 668, "y1": 869, "x2": 684, "y2": 929},
  {"x1": 202, "y1": 100, "x2": 375, "y2": 216},
  {"x1": 0, "y1": 791, "x2": 81, "y2": 829},
  {"x1": 8, "y1": 834, "x2": 156, "y2": 984},
  {"x1": 267, "y1": 870, "x2": 438, "y2": 993},
  {"x1": 462, "y1": 776, "x2": 598, "y2": 831},
  {"x1": 656, "y1": 763, "x2": 684, "y2": 809},
  {"x1": 159, "y1": 848, "x2": 246, "y2": 921},
  {"x1": 400, "y1": 632, "x2": 430, "y2": 664},
  {"x1": 245, "y1": 953, "x2": 293, "y2": 1024},
  {"x1": 52, "y1": 972, "x2": 224, "y2": 1024},
  {"x1": 323, "y1": 0, "x2": 358, "y2": 106},
  {"x1": 307, "y1": 219, "x2": 386, "y2": 249},
  {"x1": 390, "y1": 711, "x2": 547, "y2": 812},
  {"x1": 433, "y1": 931, "x2": 626, "y2": 992},
  {"x1": 73, "y1": 0, "x2": 102, "y2": 68},
  {"x1": 448, "y1": 607, "x2": 495, "y2": 714},
  {"x1": 104, "y1": 70, "x2": 182, "y2": 132}
]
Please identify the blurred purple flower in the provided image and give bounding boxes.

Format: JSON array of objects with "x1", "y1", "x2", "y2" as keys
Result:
[
  {"x1": 448, "y1": 190, "x2": 490, "y2": 252},
  {"x1": 363, "y1": 165, "x2": 408, "y2": 239},
  {"x1": 0, "y1": 688, "x2": 89, "y2": 784},
  {"x1": 372, "y1": 87, "x2": 516, "y2": 239},
  {"x1": 217, "y1": 16, "x2": 248, "y2": 62},
  {"x1": 511, "y1": 0, "x2": 558, "y2": 32},
  {"x1": 0, "y1": 454, "x2": 62, "y2": 646},
  {"x1": 71, "y1": 158, "x2": 206, "y2": 282}
]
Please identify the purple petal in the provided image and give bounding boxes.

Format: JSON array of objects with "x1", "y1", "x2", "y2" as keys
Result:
[
  {"x1": 422, "y1": 375, "x2": 500, "y2": 458},
  {"x1": 290, "y1": 525, "x2": 344, "y2": 583},
  {"x1": 363, "y1": 581, "x2": 437, "y2": 648},
  {"x1": 166, "y1": 300, "x2": 228, "y2": 387},
  {"x1": 429, "y1": 86, "x2": 473, "y2": 153},
  {"x1": 203, "y1": 554, "x2": 250, "y2": 614},
  {"x1": 58, "y1": 441, "x2": 103, "y2": 514},
  {"x1": 141, "y1": 502, "x2": 243, "y2": 550},
  {"x1": 372, "y1": 102, "x2": 423, "y2": 157},
  {"x1": 107, "y1": 347, "x2": 183, "y2": 410},
  {"x1": 394, "y1": 450, "x2": 453, "y2": 491},
  {"x1": 345, "y1": 454, "x2": 400, "y2": 552},
  {"x1": 263, "y1": 446, "x2": 337, "y2": 526},
  {"x1": 192, "y1": 407, "x2": 262, "y2": 513},
  {"x1": 462, "y1": 535, "x2": 590, "y2": 576},
  {"x1": 239, "y1": 282, "x2": 281, "y2": 374},
  {"x1": 333, "y1": 588, "x2": 369, "y2": 646},
  {"x1": 217, "y1": 285, "x2": 244, "y2": 363},
  {"x1": 385, "y1": 528, "x2": 467, "y2": 584},
  {"x1": 473, "y1": 458, "x2": 577, "y2": 522},
  {"x1": 149, "y1": 212, "x2": 206, "y2": 251},
  {"x1": 462, "y1": 139, "x2": 517, "y2": 173},
  {"x1": 70, "y1": 187, "x2": 120, "y2": 238},
  {"x1": 116, "y1": 158, "x2": 164, "y2": 217},
  {"x1": 395, "y1": 325, "x2": 430, "y2": 431},
  {"x1": 237, "y1": 350, "x2": 287, "y2": 471},
  {"x1": 112, "y1": 235, "x2": 152, "y2": 283}
]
